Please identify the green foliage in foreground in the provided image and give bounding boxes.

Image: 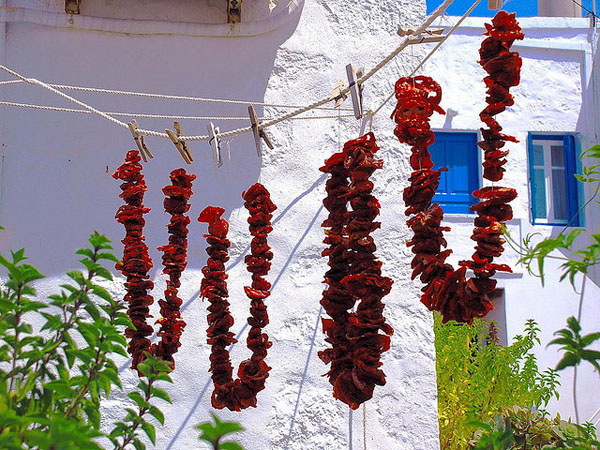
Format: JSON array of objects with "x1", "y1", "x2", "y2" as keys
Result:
[
  {"x1": 197, "y1": 413, "x2": 244, "y2": 450},
  {"x1": 0, "y1": 233, "x2": 172, "y2": 449},
  {"x1": 436, "y1": 315, "x2": 560, "y2": 450},
  {"x1": 470, "y1": 406, "x2": 599, "y2": 449},
  {"x1": 548, "y1": 317, "x2": 600, "y2": 373}
]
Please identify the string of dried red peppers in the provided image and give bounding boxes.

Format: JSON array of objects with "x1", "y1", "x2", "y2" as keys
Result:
[
  {"x1": 393, "y1": 11, "x2": 523, "y2": 324},
  {"x1": 319, "y1": 132, "x2": 393, "y2": 410},
  {"x1": 152, "y1": 169, "x2": 196, "y2": 369},
  {"x1": 199, "y1": 183, "x2": 276, "y2": 411},
  {"x1": 113, "y1": 150, "x2": 154, "y2": 371}
]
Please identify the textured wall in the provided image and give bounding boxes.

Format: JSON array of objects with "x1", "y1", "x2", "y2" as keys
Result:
[
  {"x1": 0, "y1": 0, "x2": 443, "y2": 449},
  {"x1": 427, "y1": 15, "x2": 600, "y2": 424}
]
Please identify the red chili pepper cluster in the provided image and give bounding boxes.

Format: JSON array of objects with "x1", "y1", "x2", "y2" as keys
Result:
[
  {"x1": 152, "y1": 169, "x2": 196, "y2": 369},
  {"x1": 479, "y1": 11, "x2": 524, "y2": 182},
  {"x1": 199, "y1": 183, "x2": 276, "y2": 411},
  {"x1": 318, "y1": 133, "x2": 393, "y2": 410},
  {"x1": 394, "y1": 12, "x2": 522, "y2": 324},
  {"x1": 113, "y1": 150, "x2": 154, "y2": 371}
]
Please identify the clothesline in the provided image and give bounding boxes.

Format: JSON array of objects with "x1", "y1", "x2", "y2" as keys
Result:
[
  {"x1": 0, "y1": 0, "x2": 474, "y2": 147},
  {"x1": 0, "y1": 100, "x2": 355, "y2": 121},
  {"x1": 0, "y1": 79, "x2": 352, "y2": 112}
]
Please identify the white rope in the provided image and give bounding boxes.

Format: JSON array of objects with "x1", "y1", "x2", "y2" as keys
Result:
[
  {"x1": 0, "y1": 79, "x2": 351, "y2": 112},
  {"x1": 0, "y1": 100, "x2": 354, "y2": 121},
  {"x1": 0, "y1": 0, "x2": 457, "y2": 145},
  {"x1": 371, "y1": 0, "x2": 481, "y2": 117}
]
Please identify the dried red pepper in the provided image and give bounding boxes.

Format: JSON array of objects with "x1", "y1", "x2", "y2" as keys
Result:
[
  {"x1": 319, "y1": 133, "x2": 393, "y2": 410},
  {"x1": 478, "y1": 11, "x2": 524, "y2": 182},
  {"x1": 151, "y1": 169, "x2": 196, "y2": 369},
  {"x1": 394, "y1": 11, "x2": 522, "y2": 324},
  {"x1": 199, "y1": 183, "x2": 276, "y2": 411},
  {"x1": 113, "y1": 150, "x2": 154, "y2": 371}
]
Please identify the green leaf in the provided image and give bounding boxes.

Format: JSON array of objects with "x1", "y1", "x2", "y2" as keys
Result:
[
  {"x1": 219, "y1": 442, "x2": 244, "y2": 450},
  {"x1": 141, "y1": 421, "x2": 156, "y2": 445},
  {"x1": 128, "y1": 391, "x2": 151, "y2": 410},
  {"x1": 150, "y1": 387, "x2": 172, "y2": 404},
  {"x1": 148, "y1": 405, "x2": 165, "y2": 425},
  {"x1": 581, "y1": 332, "x2": 600, "y2": 347},
  {"x1": 556, "y1": 353, "x2": 580, "y2": 371},
  {"x1": 580, "y1": 350, "x2": 600, "y2": 362}
]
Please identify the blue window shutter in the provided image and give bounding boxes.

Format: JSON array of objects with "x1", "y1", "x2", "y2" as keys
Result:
[
  {"x1": 429, "y1": 132, "x2": 479, "y2": 214},
  {"x1": 563, "y1": 135, "x2": 580, "y2": 227},
  {"x1": 527, "y1": 133, "x2": 537, "y2": 222}
]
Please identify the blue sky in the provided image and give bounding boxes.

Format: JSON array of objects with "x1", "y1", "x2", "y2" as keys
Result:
[{"x1": 426, "y1": 0, "x2": 594, "y2": 17}]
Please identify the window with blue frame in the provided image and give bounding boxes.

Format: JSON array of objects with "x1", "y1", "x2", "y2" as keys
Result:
[
  {"x1": 429, "y1": 131, "x2": 480, "y2": 214},
  {"x1": 426, "y1": 0, "x2": 595, "y2": 17},
  {"x1": 528, "y1": 134, "x2": 580, "y2": 226}
]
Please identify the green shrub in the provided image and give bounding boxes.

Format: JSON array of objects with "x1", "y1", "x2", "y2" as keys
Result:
[{"x1": 435, "y1": 315, "x2": 560, "y2": 450}]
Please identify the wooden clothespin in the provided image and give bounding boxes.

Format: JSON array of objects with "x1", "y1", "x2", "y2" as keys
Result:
[
  {"x1": 397, "y1": 26, "x2": 444, "y2": 37},
  {"x1": 329, "y1": 81, "x2": 347, "y2": 108},
  {"x1": 346, "y1": 64, "x2": 363, "y2": 119},
  {"x1": 165, "y1": 122, "x2": 192, "y2": 165},
  {"x1": 174, "y1": 122, "x2": 193, "y2": 162},
  {"x1": 488, "y1": 0, "x2": 502, "y2": 10},
  {"x1": 127, "y1": 120, "x2": 153, "y2": 163},
  {"x1": 207, "y1": 122, "x2": 223, "y2": 168},
  {"x1": 248, "y1": 105, "x2": 274, "y2": 157}
]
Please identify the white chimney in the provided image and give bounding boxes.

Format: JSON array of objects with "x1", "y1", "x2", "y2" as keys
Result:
[{"x1": 538, "y1": 0, "x2": 582, "y2": 17}]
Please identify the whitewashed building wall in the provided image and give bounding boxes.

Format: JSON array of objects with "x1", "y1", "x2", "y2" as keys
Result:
[
  {"x1": 0, "y1": 0, "x2": 440, "y2": 449},
  {"x1": 428, "y1": 14, "x2": 600, "y2": 426}
]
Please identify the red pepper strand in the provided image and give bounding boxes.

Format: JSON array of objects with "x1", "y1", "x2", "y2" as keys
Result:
[
  {"x1": 478, "y1": 11, "x2": 524, "y2": 182},
  {"x1": 152, "y1": 168, "x2": 196, "y2": 369},
  {"x1": 394, "y1": 13, "x2": 521, "y2": 323},
  {"x1": 335, "y1": 132, "x2": 394, "y2": 410},
  {"x1": 199, "y1": 183, "x2": 276, "y2": 412},
  {"x1": 317, "y1": 149, "x2": 355, "y2": 393},
  {"x1": 113, "y1": 150, "x2": 154, "y2": 372}
]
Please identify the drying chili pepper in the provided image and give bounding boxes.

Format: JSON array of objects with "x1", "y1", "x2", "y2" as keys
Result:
[
  {"x1": 319, "y1": 133, "x2": 393, "y2": 410},
  {"x1": 152, "y1": 169, "x2": 196, "y2": 370},
  {"x1": 394, "y1": 15, "x2": 521, "y2": 323},
  {"x1": 478, "y1": 11, "x2": 524, "y2": 182},
  {"x1": 113, "y1": 150, "x2": 154, "y2": 372},
  {"x1": 199, "y1": 183, "x2": 276, "y2": 411}
]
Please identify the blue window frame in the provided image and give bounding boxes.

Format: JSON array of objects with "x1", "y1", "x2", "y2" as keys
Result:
[
  {"x1": 429, "y1": 131, "x2": 480, "y2": 214},
  {"x1": 426, "y1": 0, "x2": 595, "y2": 17},
  {"x1": 527, "y1": 134, "x2": 580, "y2": 226}
]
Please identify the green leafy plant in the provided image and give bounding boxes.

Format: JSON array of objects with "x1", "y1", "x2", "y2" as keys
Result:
[
  {"x1": 470, "y1": 406, "x2": 600, "y2": 449},
  {"x1": 0, "y1": 232, "x2": 172, "y2": 449},
  {"x1": 196, "y1": 413, "x2": 244, "y2": 450},
  {"x1": 548, "y1": 317, "x2": 600, "y2": 373},
  {"x1": 436, "y1": 316, "x2": 560, "y2": 450}
]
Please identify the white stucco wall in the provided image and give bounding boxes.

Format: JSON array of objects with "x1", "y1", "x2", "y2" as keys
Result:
[
  {"x1": 429, "y1": 15, "x2": 600, "y2": 425},
  {"x1": 0, "y1": 0, "x2": 443, "y2": 449}
]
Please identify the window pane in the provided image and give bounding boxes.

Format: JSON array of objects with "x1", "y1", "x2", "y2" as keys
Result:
[
  {"x1": 534, "y1": 169, "x2": 547, "y2": 219},
  {"x1": 551, "y1": 145, "x2": 565, "y2": 167},
  {"x1": 552, "y1": 169, "x2": 568, "y2": 221},
  {"x1": 533, "y1": 144, "x2": 544, "y2": 166}
]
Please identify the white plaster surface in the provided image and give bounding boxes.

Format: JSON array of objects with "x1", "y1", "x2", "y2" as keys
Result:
[
  {"x1": 428, "y1": 16, "x2": 600, "y2": 426},
  {"x1": 2, "y1": 1, "x2": 599, "y2": 448},
  {"x1": 0, "y1": 0, "x2": 441, "y2": 449}
]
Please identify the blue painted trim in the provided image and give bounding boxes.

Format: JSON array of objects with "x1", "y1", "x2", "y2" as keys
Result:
[
  {"x1": 563, "y1": 135, "x2": 580, "y2": 227},
  {"x1": 527, "y1": 133, "x2": 536, "y2": 223},
  {"x1": 529, "y1": 133, "x2": 581, "y2": 227}
]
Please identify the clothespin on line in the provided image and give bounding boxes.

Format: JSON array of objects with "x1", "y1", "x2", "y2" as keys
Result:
[
  {"x1": 488, "y1": 0, "x2": 502, "y2": 10},
  {"x1": 329, "y1": 80, "x2": 348, "y2": 108},
  {"x1": 165, "y1": 122, "x2": 192, "y2": 165},
  {"x1": 346, "y1": 64, "x2": 364, "y2": 120},
  {"x1": 248, "y1": 105, "x2": 274, "y2": 157},
  {"x1": 397, "y1": 27, "x2": 444, "y2": 37},
  {"x1": 207, "y1": 122, "x2": 223, "y2": 168},
  {"x1": 359, "y1": 109, "x2": 374, "y2": 137},
  {"x1": 127, "y1": 120, "x2": 153, "y2": 163}
]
